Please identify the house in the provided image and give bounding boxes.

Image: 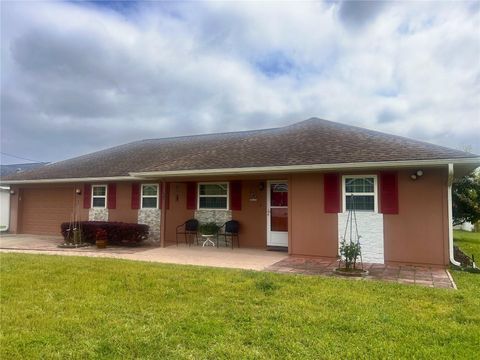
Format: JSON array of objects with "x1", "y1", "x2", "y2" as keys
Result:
[
  {"x1": 0, "y1": 162, "x2": 48, "y2": 231},
  {"x1": 2, "y1": 118, "x2": 479, "y2": 266}
]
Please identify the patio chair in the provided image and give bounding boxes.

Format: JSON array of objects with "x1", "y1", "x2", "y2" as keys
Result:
[
  {"x1": 176, "y1": 219, "x2": 199, "y2": 246},
  {"x1": 216, "y1": 220, "x2": 240, "y2": 249}
]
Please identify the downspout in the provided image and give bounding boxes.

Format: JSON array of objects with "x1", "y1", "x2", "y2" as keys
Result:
[{"x1": 448, "y1": 163, "x2": 461, "y2": 266}]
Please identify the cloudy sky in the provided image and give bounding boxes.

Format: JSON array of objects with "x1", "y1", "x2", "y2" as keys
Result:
[{"x1": 1, "y1": 0, "x2": 479, "y2": 165}]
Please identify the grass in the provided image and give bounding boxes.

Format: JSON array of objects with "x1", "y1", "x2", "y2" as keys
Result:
[
  {"x1": 454, "y1": 229, "x2": 480, "y2": 261},
  {"x1": 451, "y1": 229, "x2": 480, "y2": 294},
  {"x1": 1, "y1": 253, "x2": 479, "y2": 359}
]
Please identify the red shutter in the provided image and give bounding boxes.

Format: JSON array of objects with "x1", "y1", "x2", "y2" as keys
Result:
[
  {"x1": 186, "y1": 182, "x2": 197, "y2": 209},
  {"x1": 83, "y1": 184, "x2": 91, "y2": 209},
  {"x1": 158, "y1": 183, "x2": 163, "y2": 209},
  {"x1": 107, "y1": 183, "x2": 117, "y2": 209},
  {"x1": 324, "y1": 173, "x2": 340, "y2": 213},
  {"x1": 380, "y1": 171, "x2": 398, "y2": 214},
  {"x1": 131, "y1": 184, "x2": 140, "y2": 209},
  {"x1": 230, "y1": 181, "x2": 242, "y2": 211}
]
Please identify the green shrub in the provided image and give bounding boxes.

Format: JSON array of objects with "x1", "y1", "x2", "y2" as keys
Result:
[{"x1": 198, "y1": 222, "x2": 220, "y2": 235}]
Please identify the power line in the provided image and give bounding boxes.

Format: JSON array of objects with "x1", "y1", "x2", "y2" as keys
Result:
[{"x1": 0, "y1": 152, "x2": 46, "y2": 163}]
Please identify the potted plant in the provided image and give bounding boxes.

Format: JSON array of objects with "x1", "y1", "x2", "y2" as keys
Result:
[
  {"x1": 198, "y1": 222, "x2": 220, "y2": 236},
  {"x1": 334, "y1": 239, "x2": 368, "y2": 277},
  {"x1": 95, "y1": 228, "x2": 108, "y2": 249}
]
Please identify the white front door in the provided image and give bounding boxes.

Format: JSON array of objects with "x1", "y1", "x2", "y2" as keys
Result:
[{"x1": 267, "y1": 181, "x2": 288, "y2": 247}]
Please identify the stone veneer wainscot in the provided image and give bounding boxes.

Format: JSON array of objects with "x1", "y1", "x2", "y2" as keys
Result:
[
  {"x1": 138, "y1": 208, "x2": 161, "y2": 242},
  {"x1": 194, "y1": 210, "x2": 232, "y2": 226},
  {"x1": 89, "y1": 208, "x2": 108, "y2": 221}
]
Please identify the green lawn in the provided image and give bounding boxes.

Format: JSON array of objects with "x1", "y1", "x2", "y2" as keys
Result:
[
  {"x1": 454, "y1": 229, "x2": 480, "y2": 261},
  {"x1": 1, "y1": 253, "x2": 479, "y2": 359}
]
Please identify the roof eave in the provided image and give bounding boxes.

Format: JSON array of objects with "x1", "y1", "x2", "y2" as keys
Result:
[
  {"x1": 2, "y1": 157, "x2": 479, "y2": 184},
  {"x1": 130, "y1": 157, "x2": 480, "y2": 178},
  {"x1": 0, "y1": 176, "x2": 145, "y2": 185}
]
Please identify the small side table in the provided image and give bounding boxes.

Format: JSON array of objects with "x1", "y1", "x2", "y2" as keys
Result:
[{"x1": 201, "y1": 234, "x2": 215, "y2": 247}]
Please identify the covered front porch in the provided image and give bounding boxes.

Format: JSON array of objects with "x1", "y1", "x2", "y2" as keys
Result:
[{"x1": 155, "y1": 178, "x2": 290, "y2": 250}]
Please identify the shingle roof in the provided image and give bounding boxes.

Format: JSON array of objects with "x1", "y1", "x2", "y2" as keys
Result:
[
  {"x1": 0, "y1": 162, "x2": 48, "y2": 178},
  {"x1": 2, "y1": 118, "x2": 478, "y2": 181}
]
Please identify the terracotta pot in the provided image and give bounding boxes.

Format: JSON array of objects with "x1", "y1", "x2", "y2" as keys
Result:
[{"x1": 96, "y1": 239, "x2": 107, "y2": 249}]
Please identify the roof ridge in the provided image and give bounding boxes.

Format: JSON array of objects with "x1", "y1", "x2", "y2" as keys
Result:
[
  {"x1": 138, "y1": 125, "x2": 283, "y2": 142},
  {"x1": 294, "y1": 117, "x2": 477, "y2": 157}
]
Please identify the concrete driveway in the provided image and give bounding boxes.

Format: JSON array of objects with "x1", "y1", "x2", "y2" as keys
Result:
[{"x1": 0, "y1": 234, "x2": 288, "y2": 271}]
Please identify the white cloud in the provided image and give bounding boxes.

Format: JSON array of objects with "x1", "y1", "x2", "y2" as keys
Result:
[{"x1": 1, "y1": 0, "x2": 479, "y2": 164}]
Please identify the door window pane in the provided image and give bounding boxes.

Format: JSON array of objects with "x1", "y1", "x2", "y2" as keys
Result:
[
  {"x1": 271, "y1": 208, "x2": 288, "y2": 232},
  {"x1": 270, "y1": 184, "x2": 288, "y2": 207}
]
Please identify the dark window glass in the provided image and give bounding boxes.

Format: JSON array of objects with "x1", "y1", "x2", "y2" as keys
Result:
[
  {"x1": 142, "y1": 197, "x2": 157, "y2": 208},
  {"x1": 346, "y1": 195, "x2": 374, "y2": 211},
  {"x1": 92, "y1": 197, "x2": 106, "y2": 208},
  {"x1": 142, "y1": 185, "x2": 158, "y2": 196},
  {"x1": 93, "y1": 186, "x2": 106, "y2": 196},
  {"x1": 199, "y1": 184, "x2": 227, "y2": 196},
  {"x1": 199, "y1": 197, "x2": 227, "y2": 209},
  {"x1": 345, "y1": 178, "x2": 374, "y2": 193}
]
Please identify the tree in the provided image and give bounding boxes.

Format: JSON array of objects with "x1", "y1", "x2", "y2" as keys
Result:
[{"x1": 452, "y1": 171, "x2": 480, "y2": 226}]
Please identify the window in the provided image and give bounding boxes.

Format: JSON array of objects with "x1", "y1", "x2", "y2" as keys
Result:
[
  {"x1": 92, "y1": 185, "x2": 107, "y2": 208},
  {"x1": 343, "y1": 176, "x2": 377, "y2": 212},
  {"x1": 198, "y1": 183, "x2": 228, "y2": 209},
  {"x1": 141, "y1": 184, "x2": 159, "y2": 209}
]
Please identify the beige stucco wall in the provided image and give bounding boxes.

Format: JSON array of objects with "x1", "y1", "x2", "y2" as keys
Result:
[
  {"x1": 289, "y1": 173, "x2": 339, "y2": 258},
  {"x1": 383, "y1": 168, "x2": 449, "y2": 265},
  {"x1": 7, "y1": 168, "x2": 450, "y2": 265}
]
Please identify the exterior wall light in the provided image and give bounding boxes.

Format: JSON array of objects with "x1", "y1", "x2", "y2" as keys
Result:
[
  {"x1": 411, "y1": 170, "x2": 424, "y2": 180},
  {"x1": 10, "y1": 189, "x2": 15, "y2": 195},
  {"x1": 75, "y1": 188, "x2": 82, "y2": 195}
]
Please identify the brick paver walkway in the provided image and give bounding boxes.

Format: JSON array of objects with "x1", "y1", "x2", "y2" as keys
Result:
[{"x1": 267, "y1": 256, "x2": 456, "y2": 289}]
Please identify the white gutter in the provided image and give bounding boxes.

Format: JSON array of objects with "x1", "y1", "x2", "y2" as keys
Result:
[
  {"x1": 1, "y1": 176, "x2": 145, "y2": 185},
  {"x1": 2, "y1": 157, "x2": 479, "y2": 184},
  {"x1": 448, "y1": 163, "x2": 461, "y2": 267},
  {"x1": 130, "y1": 157, "x2": 480, "y2": 178}
]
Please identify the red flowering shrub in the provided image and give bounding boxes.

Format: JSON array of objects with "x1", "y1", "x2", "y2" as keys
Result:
[{"x1": 61, "y1": 222, "x2": 149, "y2": 246}]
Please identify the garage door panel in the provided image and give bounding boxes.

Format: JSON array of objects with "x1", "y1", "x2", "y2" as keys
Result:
[{"x1": 20, "y1": 188, "x2": 74, "y2": 235}]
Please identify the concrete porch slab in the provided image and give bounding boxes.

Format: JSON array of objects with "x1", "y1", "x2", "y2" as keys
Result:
[{"x1": 0, "y1": 234, "x2": 287, "y2": 271}]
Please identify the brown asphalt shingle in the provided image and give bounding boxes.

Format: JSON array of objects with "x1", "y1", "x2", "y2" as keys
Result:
[{"x1": 3, "y1": 118, "x2": 478, "y2": 181}]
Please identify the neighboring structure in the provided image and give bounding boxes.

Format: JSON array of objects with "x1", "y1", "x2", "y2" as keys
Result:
[
  {"x1": 0, "y1": 162, "x2": 47, "y2": 231},
  {"x1": 2, "y1": 118, "x2": 479, "y2": 265}
]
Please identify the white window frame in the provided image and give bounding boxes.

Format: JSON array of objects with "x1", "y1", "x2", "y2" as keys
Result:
[
  {"x1": 342, "y1": 175, "x2": 378, "y2": 213},
  {"x1": 141, "y1": 184, "x2": 159, "y2": 209},
  {"x1": 91, "y1": 185, "x2": 107, "y2": 209},
  {"x1": 197, "y1": 182, "x2": 229, "y2": 210}
]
